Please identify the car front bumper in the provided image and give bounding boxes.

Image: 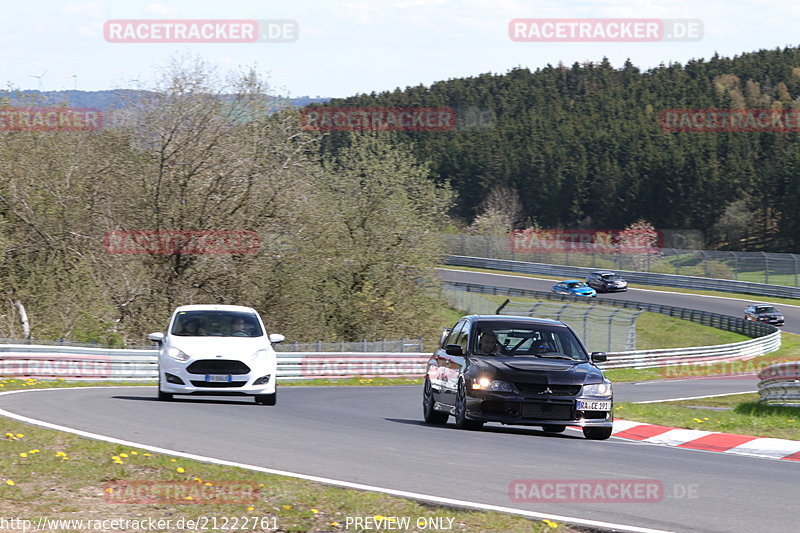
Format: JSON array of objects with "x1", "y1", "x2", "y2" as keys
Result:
[
  {"x1": 464, "y1": 392, "x2": 613, "y2": 427},
  {"x1": 159, "y1": 358, "x2": 276, "y2": 395}
]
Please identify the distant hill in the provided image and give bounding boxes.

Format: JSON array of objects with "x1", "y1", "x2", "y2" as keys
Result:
[
  {"x1": 313, "y1": 46, "x2": 800, "y2": 252},
  {"x1": 0, "y1": 89, "x2": 331, "y2": 111}
]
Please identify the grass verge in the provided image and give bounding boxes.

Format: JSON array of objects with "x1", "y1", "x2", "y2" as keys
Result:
[{"x1": 616, "y1": 393, "x2": 800, "y2": 440}]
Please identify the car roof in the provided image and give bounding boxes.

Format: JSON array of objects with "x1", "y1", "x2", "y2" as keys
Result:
[
  {"x1": 562, "y1": 279, "x2": 583, "y2": 283},
  {"x1": 174, "y1": 304, "x2": 258, "y2": 314},
  {"x1": 465, "y1": 314, "x2": 566, "y2": 327},
  {"x1": 590, "y1": 270, "x2": 616, "y2": 275}
]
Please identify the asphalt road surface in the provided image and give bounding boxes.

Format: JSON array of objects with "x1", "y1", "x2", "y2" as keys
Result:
[{"x1": 1, "y1": 381, "x2": 793, "y2": 533}]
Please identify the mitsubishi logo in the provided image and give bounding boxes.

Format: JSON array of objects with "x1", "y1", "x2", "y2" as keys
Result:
[{"x1": 539, "y1": 387, "x2": 553, "y2": 395}]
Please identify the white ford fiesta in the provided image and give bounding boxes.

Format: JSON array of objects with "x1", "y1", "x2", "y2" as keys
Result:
[{"x1": 148, "y1": 304, "x2": 285, "y2": 404}]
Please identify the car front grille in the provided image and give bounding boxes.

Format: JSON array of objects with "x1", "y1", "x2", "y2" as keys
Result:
[
  {"x1": 522, "y1": 402, "x2": 574, "y2": 420},
  {"x1": 514, "y1": 383, "x2": 581, "y2": 396},
  {"x1": 189, "y1": 380, "x2": 246, "y2": 388},
  {"x1": 186, "y1": 360, "x2": 251, "y2": 375},
  {"x1": 581, "y1": 410, "x2": 609, "y2": 419}
]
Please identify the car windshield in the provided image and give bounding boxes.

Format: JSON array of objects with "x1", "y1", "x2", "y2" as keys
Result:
[
  {"x1": 568, "y1": 282, "x2": 586, "y2": 288},
  {"x1": 601, "y1": 274, "x2": 622, "y2": 280},
  {"x1": 170, "y1": 310, "x2": 263, "y2": 337},
  {"x1": 755, "y1": 306, "x2": 778, "y2": 314},
  {"x1": 473, "y1": 322, "x2": 588, "y2": 361}
]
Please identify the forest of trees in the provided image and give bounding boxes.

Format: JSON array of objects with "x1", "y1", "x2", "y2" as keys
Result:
[{"x1": 314, "y1": 46, "x2": 800, "y2": 252}]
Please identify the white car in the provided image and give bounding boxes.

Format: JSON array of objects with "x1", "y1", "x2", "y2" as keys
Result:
[{"x1": 148, "y1": 304, "x2": 284, "y2": 404}]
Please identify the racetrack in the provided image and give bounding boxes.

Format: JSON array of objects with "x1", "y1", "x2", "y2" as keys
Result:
[
  {"x1": 1, "y1": 379, "x2": 795, "y2": 533},
  {"x1": 439, "y1": 268, "x2": 800, "y2": 335},
  {"x1": 1, "y1": 269, "x2": 797, "y2": 533}
]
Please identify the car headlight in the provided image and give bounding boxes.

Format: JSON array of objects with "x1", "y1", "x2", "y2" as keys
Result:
[
  {"x1": 166, "y1": 347, "x2": 190, "y2": 361},
  {"x1": 472, "y1": 377, "x2": 517, "y2": 392},
  {"x1": 583, "y1": 381, "x2": 613, "y2": 397}
]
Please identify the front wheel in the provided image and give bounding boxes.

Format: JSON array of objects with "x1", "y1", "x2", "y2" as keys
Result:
[
  {"x1": 255, "y1": 392, "x2": 276, "y2": 405},
  {"x1": 454, "y1": 382, "x2": 483, "y2": 430},
  {"x1": 583, "y1": 426, "x2": 613, "y2": 440},
  {"x1": 157, "y1": 375, "x2": 173, "y2": 401},
  {"x1": 423, "y1": 378, "x2": 449, "y2": 424}
]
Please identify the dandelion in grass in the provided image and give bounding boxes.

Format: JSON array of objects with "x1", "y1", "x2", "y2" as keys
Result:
[
  {"x1": 282, "y1": 505, "x2": 292, "y2": 510},
  {"x1": 6, "y1": 480, "x2": 15, "y2": 486},
  {"x1": 542, "y1": 518, "x2": 558, "y2": 528},
  {"x1": 184, "y1": 496, "x2": 193, "y2": 501},
  {"x1": 119, "y1": 453, "x2": 128, "y2": 458},
  {"x1": 331, "y1": 522, "x2": 340, "y2": 527},
  {"x1": 692, "y1": 418, "x2": 704, "y2": 423},
  {"x1": 15, "y1": 434, "x2": 23, "y2": 439},
  {"x1": 247, "y1": 506, "x2": 254, "y2": 512},
  {"x1": 143, "y1": 453, "x2": 152, "y2": 457},
  {"x1": 19, "y1": 453, "x2": 27, "y2": 458},
  {"x1": 204, "y1": 482, "x2": 212, "y2": 486},
  {"x1": 55, "y1": 452, "x2": 67, "y2": 457},
  {"x1": 176, "y1": 467, "x2": 185, "y2": 473},
  {"x1": 130, "y1": 451, "x2": 138, "y2": 455},
  {"x1": 311, "y1": 509, "x2": 319, "y2": 514}
]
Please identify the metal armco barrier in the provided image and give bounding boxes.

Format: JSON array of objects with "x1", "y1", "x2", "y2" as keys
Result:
[
  {"x1": 757, "y1": 361, "x2": 800, "y2": 404},
  {"x1": 0, "y1": 344, "x2": 429, "y2": 381},
  {"x1": 445, "y1": 255, "x2": 800, "y2": 299}
]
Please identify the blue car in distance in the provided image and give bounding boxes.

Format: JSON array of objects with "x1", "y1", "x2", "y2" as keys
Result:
[{"x1": 552, "y1": 280, "x2": 597, "y2": 298}]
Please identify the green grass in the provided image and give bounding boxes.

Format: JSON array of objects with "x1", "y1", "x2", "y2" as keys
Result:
[
  {"x1": 616, "y1": 393, "x2": 800, "y2": 440},
  {"x1": 632, "y1": 313, "x2": 748, "y2": 350},
  {"x1": 0, "y1": 418, "x2": 570, "y2": 533}
]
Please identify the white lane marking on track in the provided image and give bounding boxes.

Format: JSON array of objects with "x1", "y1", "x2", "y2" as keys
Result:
[
  {"x1": 438, "y1": 268, "x2": 800, "y2": 309},
  {"x1": 633, "y1": 391, "x2": 758, "y2": 404},
  {"x1": 0, "y1": 386, "x2": 674, "y2": 533}
]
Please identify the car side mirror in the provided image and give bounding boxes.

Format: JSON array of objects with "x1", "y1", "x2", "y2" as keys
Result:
[
  {"x1": 445, "y1": 344, "x2": 463, "y2": 356},
  {"x1": 147, "y1": 332, "x2": 164, "y2": 345},
  {"x1": 591, "y1": 352, "x2": 607, "y2": 363},
  {"x1": 269, "y1": 333, "x2": 285, "y2": 344}
]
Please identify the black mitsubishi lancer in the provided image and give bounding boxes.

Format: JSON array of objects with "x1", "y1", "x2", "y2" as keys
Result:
[{"x1": 422, "y1": 315, "x2": 614, "y2": 440}]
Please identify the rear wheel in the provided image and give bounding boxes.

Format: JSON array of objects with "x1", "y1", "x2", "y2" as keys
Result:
[
  {"x1": 423, "y1": 378, "x2": 449, "y2": 424},
  {"x1": 583, "y1": 427, "x2": 613, "y2": 440},
  {"x1": 542, "y1": 424, "x2": 566, "y2": 433},
  {"x1": 454, "y1": 381, "x2": 483, "y2": 430}
]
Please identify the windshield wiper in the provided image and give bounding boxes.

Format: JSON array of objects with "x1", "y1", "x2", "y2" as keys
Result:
[{"x1": 537, "y1": 352, "x2": 578, "y2": 360}]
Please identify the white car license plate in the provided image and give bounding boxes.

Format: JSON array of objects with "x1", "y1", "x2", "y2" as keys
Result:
[
  {"x1": 205, "y1": 374, "x2": 232, "y2": 383},
  {"x1": 577, "y1": 400, "x2": 611, "y2": 411}
]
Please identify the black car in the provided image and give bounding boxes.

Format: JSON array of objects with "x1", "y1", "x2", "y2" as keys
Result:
[
  {"x1": 744, "y1": 304, "x2": 785, "y2": 326},
  {"x1": 423, "y1": 315, "x2": 613, "y2": 440},
  {"x1": 585, "y1": 271, "x2": 628, "y2": 292}
]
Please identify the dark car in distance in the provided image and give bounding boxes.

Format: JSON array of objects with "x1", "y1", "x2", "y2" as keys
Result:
[
  {"x1": 586, "y1": 271, "x2": 628, "y2": 293},
  {"x1": 423, "y1": 315, "x2": 614, "y2": 439},
  {"x1": 744, "y1": 304, "x2": 784, "y2": 326}
]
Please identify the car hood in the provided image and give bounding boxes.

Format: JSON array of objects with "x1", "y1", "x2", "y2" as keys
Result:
[
  {"x1": 570, "y1": 287, "x2": 595, "y2": 294},
  {"x1": 469, "y1": 356, "x2": 603, "y2": 385},
  {"x1": 167, "y1": 336, "x2": 270, "y2": 359}
]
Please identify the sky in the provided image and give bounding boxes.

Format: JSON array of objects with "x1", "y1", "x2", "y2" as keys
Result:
[{"x1": 2, "y1": 0, "x2": 799, "y2": 99}]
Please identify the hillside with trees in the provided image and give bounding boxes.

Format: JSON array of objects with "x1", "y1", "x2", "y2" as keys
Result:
[{"x1": 315, "y1": 46, "x2": 800, "y2": 252}]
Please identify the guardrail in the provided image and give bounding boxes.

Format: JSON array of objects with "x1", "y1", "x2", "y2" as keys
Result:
[
  {"x1": 445, "y1": 255, "x2": 800, "y2": 299},
  {"x1": 757, "y1": 361, "x2": 800, "y2": 405},
  {"x1": 0, "y1": 344, "x2": 429, "y2": 381}
]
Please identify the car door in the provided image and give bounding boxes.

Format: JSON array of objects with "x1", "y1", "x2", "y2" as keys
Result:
[
  {"x1": 430, "y1": 320, "x2": 464, "y2": 400},
  {"x1": 441, "y1": 319, "x2": 471, "y2": 405},
  {"x1": 586, "y1": 274, "x2": 598, "y2": 290}
]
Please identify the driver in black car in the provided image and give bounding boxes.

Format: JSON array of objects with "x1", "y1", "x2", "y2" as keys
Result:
[{"x1": 477, "y1": 330, "x2": 504, "y2": 355}]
